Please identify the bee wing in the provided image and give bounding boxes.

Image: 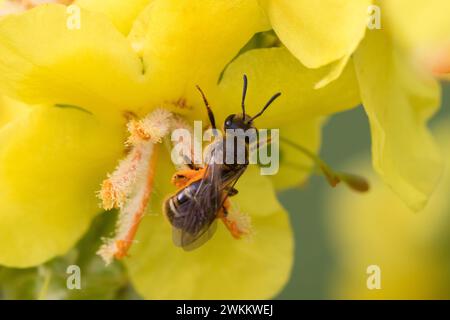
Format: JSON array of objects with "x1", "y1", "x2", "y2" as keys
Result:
[
  {"x1": 172, "y1": 220, "x2": 217, "y2": 251},
  {"x1": 172, "y1": 140, "x2": 247, "y2": 250},
  {"x1": 172, "y1": 158, "x2": 223, "y2": 250}
]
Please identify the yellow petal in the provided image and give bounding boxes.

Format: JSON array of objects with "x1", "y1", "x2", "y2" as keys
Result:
[
  {"x1": 260, "y1": 0, "x2": 371, "y2": 68},
  {"x1": 353, "y1": 29, "x2": 443, "y2": 211},
  {"x1": 75, "y1": 0, "x2": 151, "y2": 34},
  {"x1": 128, "y1": 0, "x2": 268, "y2": 115},
  {"x1": 315, "y1": 55, "x2": 351, "y2": 89},
  {"x1": 383, "y1": 0, "x2": 450, "y2": 49},
  {"x1": 0, "y1": 95, "x2": 29, "y2": 128},
  {"x1": 125, "y1": 151, "x2": 293, "y2": 299},
  {"x1": 0, "y1": 4, "x2": 147, "y2": 117},
  {"x1": 272, "y1": 118, "x2": 324, "y2": 190},
  {"x1": 214, "y1": 47, "x2": 360, "y2": 127},
  {"x1": 0, "y1": 104, "x2": 125, "y2": 267}
]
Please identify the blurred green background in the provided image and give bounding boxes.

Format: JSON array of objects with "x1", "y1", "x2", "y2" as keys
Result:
[{"x1": 277, "y1": 83, "x2": 450, "y2": 299}]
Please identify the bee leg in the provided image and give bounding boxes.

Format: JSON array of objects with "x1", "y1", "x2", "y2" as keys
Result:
[
  {"x1": 219, "y1": 200, "x2": 250, "y2": 239},
  {"x1": 170, "y1": 168, "x2": 205, "y2": 188},
  {"x1": 224, "y1": 187, "x2": 239, "y2": 197},
  {"x1": 171, "y1": 172, "x2": 191, "y2": 188}
]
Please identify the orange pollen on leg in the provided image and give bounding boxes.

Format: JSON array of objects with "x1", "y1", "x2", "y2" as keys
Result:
[
  {"x1": 221, "y1": 201, "x2": 252, "y2": 239},
  {"x1": 226, "y1": 219, "x2": 244, "y2": 239}
]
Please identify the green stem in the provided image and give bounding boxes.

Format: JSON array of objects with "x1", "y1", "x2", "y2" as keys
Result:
[{"x1": 37, "y1": 267, "x2": 52, "y2": 300}]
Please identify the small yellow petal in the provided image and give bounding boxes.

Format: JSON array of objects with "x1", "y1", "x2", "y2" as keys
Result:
[
  {"x1": 353, "y1": 29, "x2": 443, "y2": 211},
  {"x1": 260, "y1": 0, "x2": 371, "y2": 68},
  {"x1": 315, "y1": 55, "x2": 351, "y2": 89},
  {"x1": 0, "y1": 104, "x2": 124, "y2": 267},
  {"x1": 214, "y1": 47, "x2": 360, "y2": 127}
]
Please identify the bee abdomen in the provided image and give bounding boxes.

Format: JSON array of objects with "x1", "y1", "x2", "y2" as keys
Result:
[{"x1": 164, "y1": 181, "x2": 206, "y2": 234}]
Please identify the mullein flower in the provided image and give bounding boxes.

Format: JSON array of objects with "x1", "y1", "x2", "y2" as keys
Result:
[
  {"x1": 0, "y1": 1, "x2": 360, "y2": 299},
  {"x1": 258, "y1": 0, "x2": 450, "y2": 211},
  {"x1": 2, "y1": 0, "x2": 449, "y2": 217},
  {"x1": 326, "y1": 118, "x2": 450, "y2": 299}
]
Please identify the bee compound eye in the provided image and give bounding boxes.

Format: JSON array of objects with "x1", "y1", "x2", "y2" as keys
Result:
[
  {"x1": 224, "y1": 114, "x2": 235, "y2": 128},
  {"x1": 176, "y1": 190, "x2": 188, "y2": 204}
]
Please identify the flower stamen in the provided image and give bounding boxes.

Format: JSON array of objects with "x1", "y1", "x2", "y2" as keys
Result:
[
  {"x1": 97, "y1": 108, "x2": 173, "y2": 264},
  {"x1": 127, "y1": 108, "x2": 173, "y2": 145},
  {"x1": 98, "y1": 146, "x2": 143, "y2": 210}
]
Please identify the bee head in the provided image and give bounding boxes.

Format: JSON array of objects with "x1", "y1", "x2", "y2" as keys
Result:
[
  {"x1": 223, "y1": 113, "x2": 255, "y2": 131},
  {"x1": 225, "y1": 74, "x2": 281, "y2": 131}
]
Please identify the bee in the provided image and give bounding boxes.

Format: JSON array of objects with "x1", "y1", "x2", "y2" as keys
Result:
[
  {"x1": 164, "y1": 75, "x2": 281, "y2": 250},
  {"x1": 163, "y1": 76, "x2": 369, "y2": 251}
]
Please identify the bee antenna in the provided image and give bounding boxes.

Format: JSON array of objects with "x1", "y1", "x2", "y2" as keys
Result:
[
  {"x1": 241, "y1": 74, "x2": 248, "y2": 115},
  {"x1": 196, "y1": 85, "x2": 217, "y2": 130},
  {"x1": 248, "y1": 92, "x2": 281, "y2": 123}
]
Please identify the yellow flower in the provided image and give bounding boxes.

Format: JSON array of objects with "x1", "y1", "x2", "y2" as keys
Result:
[
  {"x1": 326, "y1": 119, "x2": 450, "y2": 299},
  {"x1": 0, "y1": 1, "x2": 359, "y2": 299},
  {"x1": 260, "y1": 0, "x2": 449, "y2": 211}
]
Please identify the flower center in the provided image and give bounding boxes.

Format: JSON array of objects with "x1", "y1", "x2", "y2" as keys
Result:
[{"x1": 96, "y1": 106, "x2": 254, "y2": 264}]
